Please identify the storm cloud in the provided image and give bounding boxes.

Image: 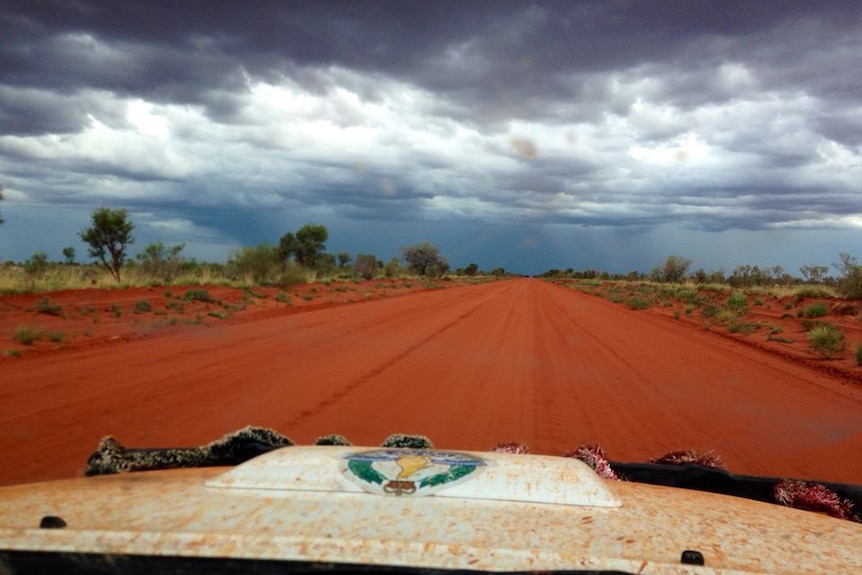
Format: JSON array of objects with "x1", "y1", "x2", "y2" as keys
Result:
[{"x1": 1, "y1": 1, "x2": 860, "y2": 274}]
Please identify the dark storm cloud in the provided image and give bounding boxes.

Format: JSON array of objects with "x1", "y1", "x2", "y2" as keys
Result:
[{"x1": 1, "y1": 0, "x2": 861, "y2": 272}]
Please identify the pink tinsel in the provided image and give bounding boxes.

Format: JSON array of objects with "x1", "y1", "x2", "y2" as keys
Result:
[
  {"x1": 492, "y1": 441, "x2": 529, "y2": 454},
  {"x1": 774, "y1": 479, "x2": 859, "y2": 522},
  {"x1": 563, "y1": 444, "x2": 620, "y2": 481}
]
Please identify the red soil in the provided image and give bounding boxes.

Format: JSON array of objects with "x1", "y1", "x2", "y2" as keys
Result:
[{"x1": 1, "y1": 278, "x2": 861, "y2": 487}]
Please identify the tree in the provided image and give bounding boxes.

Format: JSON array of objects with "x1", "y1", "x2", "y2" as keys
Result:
[
  {"x1": 79, "y1": 207, "x2": 135, "y2": 282},
  {"x1": 62, "y1": 246, "x2": 76, "y2": 265},
  {"x1": 353, "y1": 253, "x2": 379, "y2": 280},
  {"x1": 800, "y1": 264, "x2": 829, "y2": 284},
  {"x1": 835, "y1": 252, "x2": 862, "y2": 299},
  {"x1": 337, "y1": 251, "x2": 351, "y2": 268},
  {"x1": 402, "y1": 242, "x2": 449, "y2": 277},
  {"x1": 23, "y1": 251, "x2": 49, "y2": 288},
  {"x1": 651, "y1": 255, "x2": 692, "y2": 283},
  {"x1": 136, "y1": 241, "x2": 185, "y2": 281},
  {"x1": 227, "y1": 244, "x2": 282, "y2": 283},
  {"x1": 279, "y1": 223, "x2": 329, "y2": 268},
  {"x1": 384, "y1": 257, "x2": 401, "y2": 278},
  {"x1": 463, "y1": 262, "x2": 479, "y2": 276}
]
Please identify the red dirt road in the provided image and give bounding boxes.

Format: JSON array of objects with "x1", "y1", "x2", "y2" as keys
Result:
[{"x1": 2, "y1": 278, "x2": 861, "y2": 486}]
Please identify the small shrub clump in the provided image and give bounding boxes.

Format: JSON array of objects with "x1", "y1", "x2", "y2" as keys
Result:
[
  {"x1": 34, "y1": 297, "x2": 65, "y2": 317},
  {"x1": 725, "y1": 292, "x2": 748, "y2": 315},
  {"x1": 13, "y1": 326, "x2": 45, "y2": 345},
  {"x1": 626, "y1": 295, "x2": 653, "y2": 310},
  {"x1": 133, "y1": 300, "x2": 152, "y2": 313},
  {"x1": 808, "y1": 324, "x2": 845, "y2": 358},
  {"x1": 803, "y1": 303, "x2": 828, "y2": 318},
  {"x1": 183, "y1": 289, "x2": 215, "y2": 303}
]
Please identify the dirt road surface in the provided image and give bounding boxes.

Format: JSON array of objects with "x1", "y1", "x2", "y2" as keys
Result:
[{"x1": 2, "y1": 278, "x2": 861, "y2": 486}]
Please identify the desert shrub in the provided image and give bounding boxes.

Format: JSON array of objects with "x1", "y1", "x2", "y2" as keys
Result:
[
  {"x1": 353, "y1": 253, "x2": 379, "y2": 280},
  {"x1": 208, "y1": 311, "x2": 228, "y2": 320},
  {"x1": 795, "y1": 286, "x2": 832, "y2": 302},
  {"x1": 626, "y1": 295, "x2": 653, "y2": 310},
  {"x1": 133, "y1": 300, "x2": 152, "y2": 313},
  {"x1": 808, "y1": 324, "x2": 845, "y2": 358},
  {"x1": 34, "y1": 297, "x2": 65, "y2": 317},
  {"x1": 48, "y1": 331, "x2": 66, "y2": 343},
  {"x1": 726, "y1": 293, "x2": 748, "y2": 315},
  {"x1": 676, "y1": 288, "x2": 700, "y2": 304},
  {"x1": 23, "y1": 251, "x2": 49, "y2": 287},
  {"x1": 111, "y1": 304, "x2": 122, "y2": 318},
  {"x1": 13, "y1": 326, "x2": 45, "y2": 345},
  {"x1": 728, "y1": 322, "x2": 759, "y2": 334},
  {"x1": 700, "y1": 304, "x2": 720, "y2": 318},
  {"x1": 183, "y1": 289, "x2": 214, "y2": 303},
  {"x1": 831, "y1": 302, "x2": 858, "y2": 316},
  {"x1": 800, "y1": 318, "x2": 829, "y2": 332},
  {"x1": 606, "y1": 292, "x2": 624, "y2": 304},
  {"x1": 856, "y1": 344, "x2": 862, "y2": 366},
  {"x1": 227, "y1": 244, "x2": 282, "y2": 284},
  {"x1": 242, "y1": 287, "x2": 265, "y2": 299},
  {"x1": 835, "y1": 253, "x2": 862, "y2": 299},
  {"x1": 166, "y1": 300, "x2": 185, "y2": 312},
  {"x1": 274, "y1": 264, "x2": 308, "y2": 288},
  {"x1": 803, "y1": 303, "x2": 828, "y2": 318}
]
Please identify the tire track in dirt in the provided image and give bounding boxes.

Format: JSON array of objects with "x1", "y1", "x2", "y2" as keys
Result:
[
  {"x1": 283, "y1": 283, "x2": 514, "y2": 427},
  {"x1": 532, "y1": 283, "x2": 763, "y2": 464},
  {"x1": 1, "y1": 278, "x2": 860, "y2": 486}
]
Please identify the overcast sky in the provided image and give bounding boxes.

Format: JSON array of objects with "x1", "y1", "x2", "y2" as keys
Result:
[{"x1": 1, "y1": 1, "x2": 860, "y2": 275}]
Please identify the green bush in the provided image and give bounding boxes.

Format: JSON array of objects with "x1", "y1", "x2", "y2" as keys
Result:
[
  {"x1": 183, "y1": 289, "x2": 214, "y2": 303},
  {"x1": 35, "y1": 297, "x2": 65, "y2": 317},
  {"x1": 808, "y1": 324, "x2": 845, "y2": 358},
  {"x1": 803, "y1": 303, "x2": 828, "y2": 318},
  {"x1": 13, "y1": 326, "x2": 45, "y2": 345},
  {"x1": 836, "y1": 253, "x2": 862, "y2": 299},
  {"x1": 795, "y1": 287, "x2": 832, "y2": 302},
  {"x1": 133, "y1": 300, "x2": 152, "y2": 313},
  {"x1": 726, "y1": 293, "x2": 748, "y2": 315},
  {"x1": 626, "y1": 295, "x2": 653, "y2": 310},
  {"x1": 227, "y1": 244, "x2": 282, "y2": 284}
]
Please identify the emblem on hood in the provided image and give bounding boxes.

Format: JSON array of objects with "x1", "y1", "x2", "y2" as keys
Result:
[{"x1": 342, "y1": 449, "x2": 486, "y2": 496}]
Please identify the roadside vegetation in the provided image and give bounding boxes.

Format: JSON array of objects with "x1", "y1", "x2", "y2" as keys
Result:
[
  {"x1": 1, "y1": 209, "x2": 511, "y2": 294},
  {"x1": 0, "y1": 207, "x2": 516, "y2": 358},
  {"x1": 542, "y1": 254, "x2": 862, "y2": 366}
]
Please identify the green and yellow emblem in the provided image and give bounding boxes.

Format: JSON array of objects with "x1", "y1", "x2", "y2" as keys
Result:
[{"x1": 342, "y1": 449, "x2": 486, "y2": 496}]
